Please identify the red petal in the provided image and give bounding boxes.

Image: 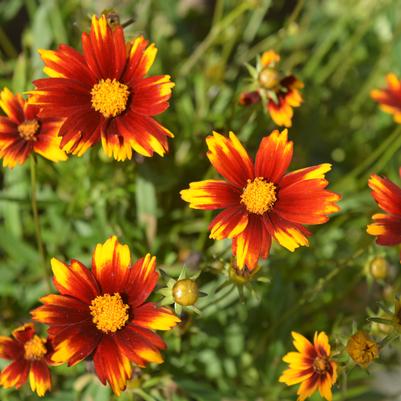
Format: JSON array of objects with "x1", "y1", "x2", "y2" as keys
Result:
[
  {"x1": 255, "y1": 129, "x2": 293, "y2": 182},
  {"x1": 0, "y1": 88, "x2": 25, "y2": 124},
  {"x1": 93, "y1": 336, "x2": 132, "y2": 396},
  {"x1": 369, "y1": 174, "x2": 401, "y2": 216},
  {"x1": 132, "y1": 303, "x2": 180, "y2": 330},
  {"x1": 367, "y1": 213, "x2": 401, "y2": 246},
  {"x1": 0, "y1": 337, "x2": 23, "y2": 360},
  {"x1": 208, "y1": 206, "x2": 248, "y2": 239},
  {"x1": 0, "y1": 358, "x2": 30, "y2": 390},
  {"x1": 29, "y1": 360, "x2": 51, "y2": 397},
  {"x1": 12, "y1": 323, "x2": 35, "y2": 344},
  {"x1": 206, "y1": 131, "x2": 254, "y2": 187}
]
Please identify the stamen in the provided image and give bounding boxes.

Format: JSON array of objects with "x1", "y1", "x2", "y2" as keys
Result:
[
  {"x1": 24, "y1": 335, "x2": 47, "y2": 360},
  {"x1": 18, "y1": 119, "x2": 40, "y2": 141},
  {"x1": 240, "y1": 177, "x2": 277, "y2": 215}
]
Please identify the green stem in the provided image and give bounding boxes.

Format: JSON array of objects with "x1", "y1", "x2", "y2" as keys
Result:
[{"x1": 30, "y1": 156, "x2": 51, "y2": 289}]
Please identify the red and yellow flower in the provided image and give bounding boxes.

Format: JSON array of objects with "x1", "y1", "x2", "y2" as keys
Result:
[
  {"x1": 0, "y1": 88, "x2": 66, "y2": 168},
  {"x1": 180, "y1": 129, "x2": 340, "y2": 270},
  {"x1": 31, "y1": 236, "x2": 180, "y2": 395},
  {"x1": 367, "y1": 171, "x2": 401, "y2": 259},
  {"x1": 0, "y1": 323, "x2": 52, "y2": 397},
  {"x1": 29, "y1": 15, "x2": 174, "y2": 160},
  {"x1": 279, "y1": 331, "x2": 337, "y2": 401},
  {"x1": 239, "y1": 50, "x2": 303, "y2": 127},
  {"x1": 371, "y1": 73, "x2": 401, "y2": 123}
]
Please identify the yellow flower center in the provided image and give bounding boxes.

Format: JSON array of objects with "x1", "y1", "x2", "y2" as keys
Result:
[
  {"x1": 24, "y1": 335, "x2": 47, "y2": 361},
  {"x1": 240, "y1": 177, "x2": 277, "y2": 215},
  {"x1": 18, "y1": 119, "x2": 39, "y2": 141},
  {"x1": 89, "y1": 293, "x2": 129, "y2": 333},
  {"x1": 313, "y1": 356, "x2": 329, "y2": 374},
  {"x1": 90, "y1": 78, "x2": 130, "y2": 118}
]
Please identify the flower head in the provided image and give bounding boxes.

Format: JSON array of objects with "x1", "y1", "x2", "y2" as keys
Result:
[
  {"x1": 0, "y1": 88, "x2": 66, "y2": 168},
  {"x1": 180, "y1": 129, "x2": 340, "y2": 270},
  {"x1": 29, "y1": 15, "x2": 174, "y2": 160},
  {"x1": 0, "y1": 323, "x2": 52, "y2": 397},
  {"x1": 279, "y1": 331, "x2": 337, "y2": 401},
  {"x1": 239, "y1": 50, "x2": 303, "y2": 127},
  {"x1": 367, "y1": 171, "x2": 401, "y2": 260},
  {"x1": 31, "y1": 236, "x2": 180, "y2": 395},
  {"x1": 371, "y1": 73, "x2": 401, "y2": 123},
  {"x1": 346, "y1": 331, "x2": 379, "y2": 368}
]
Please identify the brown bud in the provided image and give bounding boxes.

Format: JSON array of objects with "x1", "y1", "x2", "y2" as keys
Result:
[{"x1": 346, "y1": 331, "x2": 379, "y2": 368}]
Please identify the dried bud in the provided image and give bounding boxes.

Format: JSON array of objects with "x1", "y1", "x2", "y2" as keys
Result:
[
  {"x1": 346, "y1": 331, "x2": 379, "y2": 368},
  {"x1": 239, "y1": 91, "x2": 261, "y2": 106},
  {"x1": 173, "y1": 279, "x2": 199, "y2": 306},
  {"x1": 369, "y1": 256, "x2": 389, "y2": 280}
]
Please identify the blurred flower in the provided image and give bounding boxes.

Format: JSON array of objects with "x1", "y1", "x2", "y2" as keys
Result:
[
  {"x1": 346, "y1": 330, "x2": 379, "y2": 368},
  {"x1": 29, "y1": 15, "x2": 174, "y2": 161},
  {"x1": 239, "y1": 50, "x2": 303, "y2": 127},
  {"x1": 0, "y1": 323, "x2": 52, "y2": 397},
  {"x1": 31, "y1": 236, "x2": 180, "y2": 395},
  {"x1": 367, "y1": 171, "x2": 401, "y2": 260},
  {"x1": 371, "y1": 73, "x2": 401, "y2": 123},
  {"x1": 279, "y1": 331, "x2": 337, "y2": 401},
  {"x1": 0, "y1": 88, "x2": 66, "y2": 168},
  {"x1": 180, "y1": 129, "x2": 340, "y2": 270}
]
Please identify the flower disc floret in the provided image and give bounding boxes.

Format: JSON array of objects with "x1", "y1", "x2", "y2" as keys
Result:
[
  {"x1": 23, "y1": 335, "x2": 47, "y2": 361},
  {"x1": 17, "y1": 119, "x2": 40, "y2": 141},
  {"x1": 91, "y1": 79, "x2": 130, "y2": 118},
  {"x1": 90, "y1": 293, "x2": 129, "y2": 333},
  {"x1": 241, "y1": 177, "x2": 277, "y2": 215}
]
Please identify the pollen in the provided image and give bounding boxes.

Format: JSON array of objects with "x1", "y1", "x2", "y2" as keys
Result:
[
  {"x1": 18, "y1": 119, "x2": 40, "y2": 141},
  {"x1": 89, "y1": 293, "x2": 129, "y2": 333},
  {"x1": 241, "y1": 177, "x2": 277, "y2": 215},
  {"x1": 24, "y1": 335, "x2": 47, "y2": 361},
  {"x1": 313, "y1": 356, "x2": 329, "y2": 374},
  {"x1": 91, "y1": 78, "x2": 130, "y2": 118}
]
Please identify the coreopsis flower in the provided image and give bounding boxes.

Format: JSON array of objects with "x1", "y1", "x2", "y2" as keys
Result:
[
  {"x1": 29, "y1": 15, "x2": 174, "y2": 160},
  {"x1": 346, "y1": 331, "x2": 379, "y2": 368},
  {"x1": 371, "y1": 73, "x2": 401, "y2": 123},
  {"x1": 0, "y1": 323, "x2": 52, "y2": 397},
  {"x1": 367, "y1": 171, "x2": 401, "y2": 259},
  {"x1": 0, "y1": 88, "x2": 66, "y2": 167},
  {"x1": 180, "y1": 129, "x2": 340, "y2": 270},
  {"x1": 239, "y1": 50, "x2": 303, "y2": 127},
  {"x1": 31, "y1": 236, "x2": 180, "y2": 395},
  {"x1": 279, "y1": 331, "x2": 337, "y2": 401}
]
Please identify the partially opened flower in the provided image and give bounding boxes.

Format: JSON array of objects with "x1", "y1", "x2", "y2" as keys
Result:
[
  {"x1": 371, "y1": 73, "x2": 401, "y2": 123},
  {"x1": 29, "y1": 15, "x2": 174, "y2": 160},
  {"x1": 0, "y1": 88, "x2": 66, "y2": 168},
  {"x1": 31, "y1": 236, "x2": 180, "y2": 395},
  {"x1": 279, "y1": 331, "x2": 337, "y2": 401},
  {"x1": 239, "y1": 50, "x2": 303, "y2": 127},
  {"x1": 0, "y1": 323, "x2": 52, "y2": 397},
  {"x1": 367, "y1": 171, "x2": 401, "y2": 260},
  {"x1": 180, "y1": 129, "x2": 340, "y2": 270}
]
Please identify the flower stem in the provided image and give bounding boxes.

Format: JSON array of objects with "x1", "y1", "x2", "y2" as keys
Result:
[{"x1": 30, "y1": 155, "x2": 51, "y2": 289}]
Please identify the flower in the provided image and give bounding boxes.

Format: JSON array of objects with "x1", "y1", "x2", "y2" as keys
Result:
[
  {"x1": 180, "y1": 129, "x2": 340, "y2": 270},
  {"x1": 279, "y1": 331, "x2": 337, "y2": 401},
  {"x1": 29, "y1": 15, "x2": 174, "y2": 161},
  {"x1": 346, "y1": 331, "x2": 379, "y2": 368},
  {"x1": 371, "y1": 73, "x2": 401, "y2": 123},
  {"x1": 367, "y1": 171, "x2": 401, "y2": 260},
  {"x1": 0, "y1": 323, "x2": 52, "y2": 397},
  {"x1": 31, "y1": 236, "x2": 180, "y2": 395},
  {"x1": 0, "y1": 88, "x2": 66, "y2": 168},
  {"x1": 239, "y1": 50, "x2": 303, "y2": 127}
]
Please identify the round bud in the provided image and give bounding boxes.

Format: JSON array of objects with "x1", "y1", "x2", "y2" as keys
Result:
[
  {"x1": 259, "y1": 68, "x2": 280, "y2": 89},
  {"x1": 173, "y1": 279, "x2": 199, "y2": 306},
  {"x1": 369, "y1": 256, "x2": 389, "y2": 280}
]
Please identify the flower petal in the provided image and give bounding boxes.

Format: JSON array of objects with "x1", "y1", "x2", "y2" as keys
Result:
[
  {"x1": 51, "y1": 258, "x2": 99, "y2": 304},
  {"x1": 0, "y1": 358, "x2": 30, "y2": 390},
  {"x1": 0, "y1": 88, "x2": 25, "y2": 124},
  {"x1": 369, "y1": 174, "x2": 401, "y2": 216},
  {"x1": 367, "y1": 213, "x2": 401, "y2": 247},
  {"x1": 313, "y1": 331, "x2": 330, "y2": 357},
  {"x1": 93, "y1": 336, "x2": 132, "y2": 396},
  {"x1": 209, "y1": 206, "x2": 248, "y2": 239},
  {"x1": 291, "y1": 331, "x2": 315, "y2": 356},
  {"x1": 0, "y1": 337, "x2": 22, "y2": 360},
  {"x1": 92, "y1": 236, "x2": 131, "y2": 294},
  {"x1": 29, "y1": 360, "x2": 51, "y2": 397},
  {"x1": 206, "y1": 131, "x2": 254, "y2": 187},
  {"x1": 255, "y1": 129, "x2": 293, "y2": 182},
  {"x1": 132, "y1": 303, "x2": 180, "y2": 330}
]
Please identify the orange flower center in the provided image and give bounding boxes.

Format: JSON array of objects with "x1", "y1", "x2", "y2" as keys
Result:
[
  {"x1": 91, "y1": 78, "x2": 130, "y2": 118},
  {"x1": 24, "y1": 335, "x2": 47, "y2": 360},
  {"x1": 241, "y1": 177, "x2": 277, "y2": 215},
  {"x1": 18, "y1": 119, "x2": 39, "y2": 141},
  {"x1": 313, "y1": 356, "x2": 329, "y2": 374},
  {"x1": 89, "y1": 293, "x2": 129, "y2": 333}
]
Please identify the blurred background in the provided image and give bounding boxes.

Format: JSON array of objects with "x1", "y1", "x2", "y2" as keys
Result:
[{"x1": 1, "y1": 0, "x2": 401, "y2": 400}]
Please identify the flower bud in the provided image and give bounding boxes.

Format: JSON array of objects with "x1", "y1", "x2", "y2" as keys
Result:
[
  {"x1": 259, "y1": 68, "x2": 280, "y2": 89},
  {"x1": 173, "y1": 279, "x2": 199, "y2": 306},
  {"x1": 369, "y1": 256, "x2": 389, "y2": 280}
]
